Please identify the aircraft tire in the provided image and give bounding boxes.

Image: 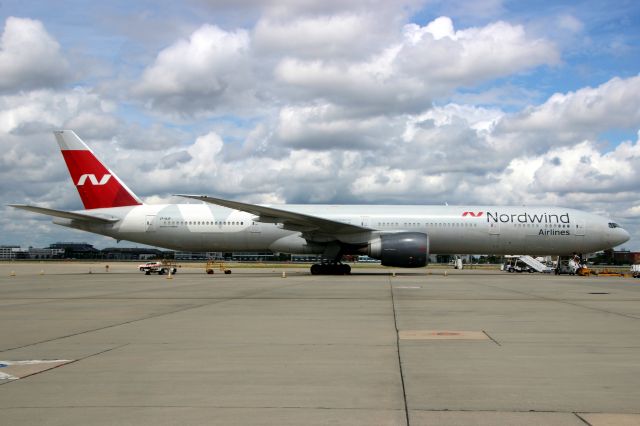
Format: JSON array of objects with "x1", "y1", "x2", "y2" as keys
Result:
[{"x1": 310, "y1": 263, "x2": 351, "y2": 275}]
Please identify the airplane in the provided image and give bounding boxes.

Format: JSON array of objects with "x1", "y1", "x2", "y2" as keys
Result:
[{"x1": 10, "y1": 130, "x2": 631, "y2": 275}]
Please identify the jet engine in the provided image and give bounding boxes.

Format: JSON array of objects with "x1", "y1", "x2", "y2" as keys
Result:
[{"x1": 365, "y1": 232, "x2": 429, "y2": 267}]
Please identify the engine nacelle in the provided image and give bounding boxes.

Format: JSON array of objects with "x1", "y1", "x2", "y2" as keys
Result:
[{"x1": 366, "y1": 232, "x2": 429, "y2": 268}]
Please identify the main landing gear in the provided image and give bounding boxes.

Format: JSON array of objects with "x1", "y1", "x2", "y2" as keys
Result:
[{"x1": 310, "y1": 262, "x2": 351, "y2": 275}]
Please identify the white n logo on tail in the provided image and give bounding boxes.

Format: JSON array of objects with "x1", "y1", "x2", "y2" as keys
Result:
[{"x1": 76, "y1": 174, "x2": 112, "y2": 186}]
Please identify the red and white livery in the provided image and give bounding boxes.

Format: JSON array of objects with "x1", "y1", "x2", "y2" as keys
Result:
[{"x1": 11, "y1": 131, "x2": 631, "y2": 275}]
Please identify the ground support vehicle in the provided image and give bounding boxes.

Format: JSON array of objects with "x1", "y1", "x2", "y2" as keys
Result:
[
  {"x1": 138, "y1": 261, "x2": 178, "y2": 275},
  {"x1": 205, "y1": 260, "x2": 231, "y2": 274},
  {"x1": 555, "y1": 258, "x2": 580, "y2": 275}
]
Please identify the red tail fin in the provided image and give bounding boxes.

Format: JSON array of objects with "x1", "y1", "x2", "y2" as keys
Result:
[{"x1": 55, "y1": 130, "x2": 143, "y2": 209}]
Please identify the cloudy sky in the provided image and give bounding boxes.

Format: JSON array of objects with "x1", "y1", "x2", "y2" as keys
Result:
[{"x1": 1, "y1": 0, "x2": 639, "y2": 250}]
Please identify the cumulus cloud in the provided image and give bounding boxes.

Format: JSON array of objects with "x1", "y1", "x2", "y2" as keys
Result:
[
  {"x1": 469, "y1": 133, "x2": 640, "y2": 219},
  {"x1": 0, "y1": 88, "x2": 106, "y2": 135},
  {"x1": 0, "y1": 87, "x2": 185, "y2": 216},
  {"x1": 134, "y1": 24, "x2": 253, "y2": 115},
  {"x1": 253, "y1": 12, "x2": 399, "y2": 59},
  {"x1": 254, "y1": 14, "x2": 368, "y2": 58},
  {"x1": 532, "y1": 138, "x2": 640, "y2": 195},
  {"x1": 193, "y1": 0, "x2": 416, "y2": 19},
  {"x1": 493, "y1": 75, "x2": 640, "y2": 152},
  {"x1": 0, "y1": 89, "x2": 119, "y2": 216},
  {"x1": 273, "y1": 104, "x2": 403, "y2": 150},
  {"x1": 398, "y1": 17, "x2": 559, "y2": 87},
  {"x1": 501, "y1": 76, "x2": 640, "y2": 132},
  {"x1": 272, "y1": 16, "x2": 557, "y2": 115},
  {"x1": 133, "y1": 15, "x2": 558, "y2": 117},
  {"x1": 2, "y1": 5, "x2": 639, "y2": 250},
  {"x1": 0, "y1": 17, "x2": 70, "y2": 93}
]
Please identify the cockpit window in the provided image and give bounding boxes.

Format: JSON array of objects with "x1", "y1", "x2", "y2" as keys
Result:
[{"x1": 608, "y1": 222, "x2": 620, "y2": 228}]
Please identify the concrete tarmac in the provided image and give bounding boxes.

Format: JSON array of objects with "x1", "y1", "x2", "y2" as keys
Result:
[{"x1": 0, "y1": 262, "x2": 639, "y2": 425}]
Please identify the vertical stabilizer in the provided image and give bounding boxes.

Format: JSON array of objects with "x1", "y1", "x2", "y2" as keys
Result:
[{"x1": 55, "y1": 130, "x2": 143, "y2": 209}]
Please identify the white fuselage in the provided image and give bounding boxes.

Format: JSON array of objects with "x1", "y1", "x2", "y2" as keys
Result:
[{"x1": 53, "y1": 204, "x2": 629, "y2": 255}]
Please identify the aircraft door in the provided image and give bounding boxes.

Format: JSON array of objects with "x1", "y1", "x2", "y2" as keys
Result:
[
  {"x1": 573, "y1": 219, "x2": 586, "y2": 252},
  {"x1": 250, "y1": 219, "x2": 261, "y2": 233},
  {"x1": 145, "y1": 215, "x2": 156, "y2": 232},
  {"x1": 488, "y1": 222, "x2": 500, "y2": 252},
  {"x1": 360, "y1": 216, "x2": 370, "y2": 227}
]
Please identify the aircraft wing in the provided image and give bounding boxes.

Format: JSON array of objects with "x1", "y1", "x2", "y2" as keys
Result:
[
  {"x1": 8, "y1": 205, "x2": 119, "y2": 224},
  {"x1": 176, "y1": 195, "x2": 371, "y2": 235}
]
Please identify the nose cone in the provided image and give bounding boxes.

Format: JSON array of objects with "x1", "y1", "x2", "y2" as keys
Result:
[
  {"x1": 618, "y1": 228, "x2": 631, "y2": 244},
  {"x1": 612, "y1": 228, "x2": 631, "y2": 246}
]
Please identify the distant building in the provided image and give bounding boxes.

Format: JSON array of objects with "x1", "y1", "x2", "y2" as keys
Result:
[
  {"x1": 28, "y1": 247, "x2": 65, "y2": 259},
  {"x1": 0, "y1": 245, "x2": 24, "y2": 260},
  {"x1": 291, "y1": 254, "x2": 321, "y2": 262},
  {"x1": 102, "y1": 247, "x2": 168, "y2": 260},
  {"x1": 231, "y1": 252, "x2": 275, "y2": 261},
  {"x1": 3, "y1": 242, "x2": 277, "y2": 261},
  {"x1": 174, "y1": 251, "x2": 276, "y2": 261},
  {"x1": 47, "y1": 242, "x2": 100, "y2": 259},
  {"x1": 174, "y1": 251, "x2": 221, "y2": 261},
  {"x1": 613, "y1": 250, "x2": 640, "y2": 264},
  {"x1": 599, "y1": 249, "x2": 640, "y2": 265}
]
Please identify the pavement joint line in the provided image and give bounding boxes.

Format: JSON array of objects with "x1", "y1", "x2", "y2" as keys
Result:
[
  {"x1": 0, "y1": 281, "x2": 307, "y2": 354},
  {"x1": 2, "y1": 297, "x2": 573, "y2": 301},
  {"x1": 1, "y1": 297, "x2": 393, "y2": 301},
  {"x1": 0, "y1": 405, "x2": 406, "y2": 411},
  {"x1": 390, "y1": 277, "x2": 410, "y2": 426},
  {"x1": 3, "y1": 268, "x2": 638, "y2": 418},
  {"x1": 0, "y1": 344, "x2": 129, "y2": 387},
  {"x1": 409, "y1": 408, "x2": 639, "y2": 415},
  {"x1": 574, "y1": 412, "x2": 593, "y2": 425},
  {"x1": 482, "y1": 330, "x2": 501, "y2": 346},
  {"x1": 2, "y1": 276, "x2": 292, "y2": 301},
  {"x1": 476, "y1": 282, "x2": 640, "y2": 321}
]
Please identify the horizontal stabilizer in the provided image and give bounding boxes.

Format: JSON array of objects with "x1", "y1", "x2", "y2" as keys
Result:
[{"x1": 8, "y1": 205, "x2": 119, "y2": 224}]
